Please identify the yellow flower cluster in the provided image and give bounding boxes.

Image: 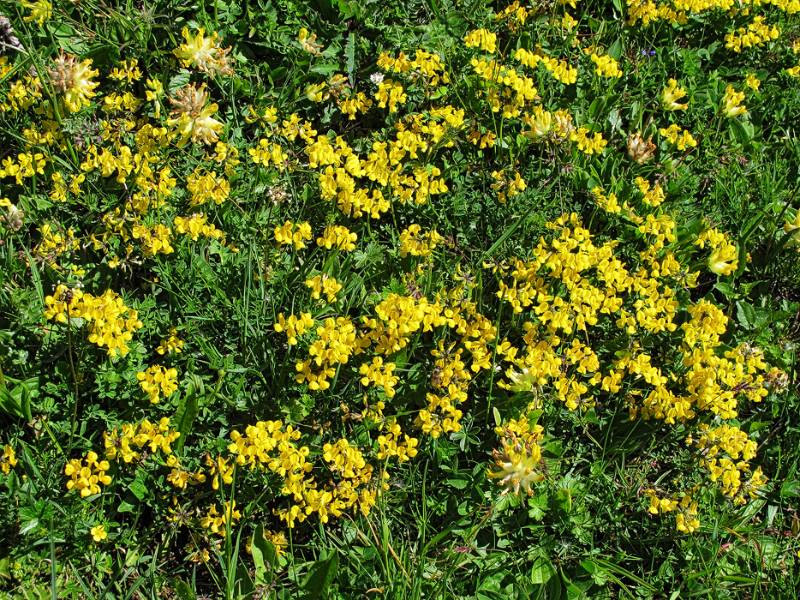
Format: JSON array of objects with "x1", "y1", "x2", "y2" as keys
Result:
[
  {"x1": 21, "y1": 0, "x2": 52, "y2": 24},
  {"x1": 48, "y1": 53, "x2": 99, "y2": 113},
  {"x1": 376, "y1": 421, "x2": 419, "y2": 462},
  {"x1": 274, "y1": 312, "x2": 315, "y2": 345},
  {"x1": 589, "y1": 52, "x2": 622, "y2": 78},
  {"x1": 1, "y1": 444, "x2": 17, "y2": 475},
  {"x1": 570, "y1": 127, "x2": 608, "y2": 155},
  {"x1": 496, "y1": 0, "x2": 529, "y2": 31},
  {"x1": 399, "y1": 224, "x2": 444, "y2": 257},
  {"x1": 136, "y1": 364, "x2": 179, "y2": 404},
  {"x1": 305, "y1": 274, "x2": 342, "y2": 303},
  {"x1": 249, "y1": 138, "x2": 287, "y2": 169},
  {"x1": 338, "y1": 92, "x2": 374, "y2": 119},
  {"x1": 661, "y1": 78, "x2": 688, "y2": 111},
  {"x1": 490, "y1": 170, "x2": 527, "y2": 203},
  {"x1": 374, "y1": 80, "x2": 407, "y2": 113},
  {"x1": 635, "y1": 177, "x2": 666, "y2": 207},
  {"x1": 688, "y1": 424, "x2": 766, "y2": 504},
  {"x1": 722, "y1": 85, "x2": 747, "y2": 118},
  {"x1": 187, "y1": 169, "x2": 230, "y2": 205},
  {"x1": 274, "y1": 220, "x2": 313, "y2": 249},
  {"x1": 174, "y1": 27, "x2": 233, "y2": 76},
  {"x1": 44, "y1": 285, "x2": 143, "y2": 357},
  {"x1": 513, "y1": 48, "x2": 577, "y2": 84},
  {"x1": 316, "y1": 225, "x2": 357, "y2": 251},
  {"x1": 174, "y1": 213, "x2": 226, "y2": 242},
  {"x1": 65, "y1": 451, "x2": 112, "y2": 497},
  {"x1": 488, "y1": 412, "x2": 545, "y2": 496},
  {"x1": 359, "y1": 357, "x2": 399, "y2": 398},
  {"x1": 35, "y1": 223, "x2": 80, "y2": 265},
  {"x1": 471, "y1": 57, "x2": 538, "y2": 118},
  {"x1": 696, "y1": 226, "x2": 738, "y2": 275},
  {"x1": 0, "y1": 70, "x2": 42, "y2": 113},
  {"x1": 201, "y1": 501, "x2": 241, "y2": 536},
  {"x1": 464, "y1": 28, "x2": 497, "y2": 53},
  {"x1": 104, "y1": 418, "x2": 181, "y2": 463},
  {"x1": 645, "y1": 489, "x2": 701, "y2": 533},
  {"x1": 227, "y1": 421, "x2": 385, "y2": 528},
  {"x1": 0, "y1": 152, "x2": 47, "y2": 184},
  {"x1": 132, "y1": 223, "x2": 174, "y2": 256},
  {"x1": 658, "y1": 123, "x2": 697, "y2": 150},
  {"x1": 167, "y1": 84, "x2": 224, "y2": 146},
  {"x1": 377, "y1": 50, "x2": 450, "y2": 86},
  {"x1": 295, "y1": 317, "x2": 360, "y2": 390},
  {"x1": 522, "y1": 106, "x2": 575, "y2": 140},
  {"x1": 724, "y1": 16, "x2": 780, "y2": 53}
]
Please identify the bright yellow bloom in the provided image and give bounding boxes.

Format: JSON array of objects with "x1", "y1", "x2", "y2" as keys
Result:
[
  {"x1": 21, "y1": 0, "x2": 52, "y2": 25},
  {"x1": 1, "y1": 444, "x2": 17, "y2": 475},
  {"x1": 722, "y1": 85, "x2": 747, "y2": 118},
  {"x1": 661, "y1": 79, "x2": 688, "y2": 111},
  {"x1": 464, "y1": 28, "x2": 497, "y2": 53},
  {"x1": 136, "y1": 365, "x2": 179, "y2": 404},
  {"x1": 90, "y1": 525, "x2": 108, "y2": 542}
]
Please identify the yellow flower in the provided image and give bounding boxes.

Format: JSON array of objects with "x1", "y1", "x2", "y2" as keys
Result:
[
  {"x1": 167, "y1": 84, "x2": 224, "y2": 146},
  {"x1": 590, "y1": 53, "x2": 622, "y2": 78},
  {"x1": 48, "y1": 53, "x2": 99, "y2": 113},
  {"x1": 744, "y1": 73, "x2": 760, "y2": 91},
  {"x1": 658, "y1": 124, "x2": 697, "y2": 150},
  {"x1": 722, "y1": 85, "x2": 747, "y2": 118},
  {"x1": 174, "y1": 27, "x2": 233, "y2": 76},
  {"x1": 136, "y1": 365, "x2": 179, "y2": 404},
  {"x1": 661, "y1": 79, "x2": 688, "y2": 111},
  {"x1": 298, "y1": 27, "x2": 324, "y2": 56},
  {"x1": 464, "y1": 29, "x2": 497, "y2": 53},
  {"x1": 374, "y1": 80, "x2": 407, "y2": 113},
  {"x1": 21, "y1": 0, "x2": 52, "y2": 25},
  {"x1": 90, "y1": 525, "x2": 108, "y2": 542},
  {"x1": 1, "y1": 444, "x2": 17, "y2": 475}
]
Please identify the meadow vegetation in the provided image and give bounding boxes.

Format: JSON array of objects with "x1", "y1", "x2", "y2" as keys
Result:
[{"x1": 1, "y1": 0, "x2": 800, "y2": 597}]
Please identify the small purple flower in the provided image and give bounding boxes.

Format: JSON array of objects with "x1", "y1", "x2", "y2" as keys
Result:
[{"x1": 640, "y1": 49, "x2": 656, "y2": 58}]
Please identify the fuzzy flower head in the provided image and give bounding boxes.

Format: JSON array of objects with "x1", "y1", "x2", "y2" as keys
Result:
[
  {"x1": 627, "y1": 132, "x2": 656, "y2": 163},
  {"x1": 167, "y1": 83, "x2": 224, "y2": 146},
  {"x1": 488, "y1": 420, "x2": 545, "y2": 496},
  {"x1": 174, "y1": 27, "x2": 233, "y2": 76},
  {"x1": 48, "y1": 52, "x2": 99, "y2": 113}
]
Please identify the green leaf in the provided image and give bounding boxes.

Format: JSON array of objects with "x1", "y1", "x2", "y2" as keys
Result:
[
  {"x1": 736, "y1": 301, "x2": 756, "y2": 330},
  {"x1": 168, "y1": 70, "x2": 192, "y2": 94},
  {"x1": 345, "y1": 33, "x2": 357, "y2": 84},
  {"x1": 729, "y1": 119, "x2": 754, "y2": 145},
  {"x1": 172, "y1": 579, "x2": 196, "y2": 600},
  {"x1": 0, "y1": 376, "x2": 36, "y2": 421},
  {"x1": 251, "y1": 525, "x2": 277, "y2": 586},
  {"x1": 302, "y1": 550, "x2": 339, "y2": 599},
  {"x1": 128, "y1": 472, "x2": 149, "y2": 502},
  {"x1": 530, "y1": 555, "x2": 556, "y2": 584},
  {"x1": 174, "y1": 375, "x2": 201, "y2": 453}
]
